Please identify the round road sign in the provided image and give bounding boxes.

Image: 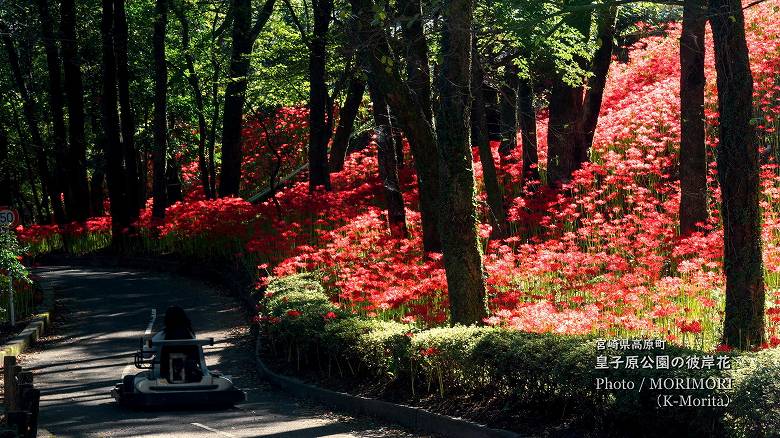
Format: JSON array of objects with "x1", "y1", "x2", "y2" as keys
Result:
[{"x1": 0, "y1": 206, "x2": 20, "y2": 229}]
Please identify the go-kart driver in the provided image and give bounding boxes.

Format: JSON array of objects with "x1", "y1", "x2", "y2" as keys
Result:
[{"x1": 148, "y1": 306, "x2": 201, "y2": 382}]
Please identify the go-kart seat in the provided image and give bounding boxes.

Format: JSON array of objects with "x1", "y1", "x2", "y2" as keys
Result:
[{"x1": 159, "y1": 345, "x2": 203, "y2": 383}]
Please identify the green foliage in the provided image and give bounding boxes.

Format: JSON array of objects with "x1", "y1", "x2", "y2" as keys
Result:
[
  {"x1": 263, "y1": 273, "x2": 340, "y2": 352},
  {"x1": 260, "y1": 274, "x2": 780, "y2": 437},
  {"x1": 0, "y1": 230, "x2": 29, "y2": 282},
  {"x1": 324, "y1": 317, "x2": 413, "y2": 379},
  {"x1": 725, "y1": 348, "x2": 780, "y2": 437}
]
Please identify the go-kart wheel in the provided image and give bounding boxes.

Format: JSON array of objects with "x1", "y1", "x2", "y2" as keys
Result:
[{"x1": 123, "y1": 375, "x2": 136, "y2": 394}]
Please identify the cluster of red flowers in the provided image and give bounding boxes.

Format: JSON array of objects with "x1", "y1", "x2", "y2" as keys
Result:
[
  {"x1": 485, "y1": 4, "x2": 780, "y2": 346},
  {"x1": 180, "y1": 107, "x2": 311, "y2": 199},
  {"x1": 262, "y1": 3, "x2": 780, "y2": 347},
  {"x1": 17, "y1": 2, "x2": 780, "y2": 349}
]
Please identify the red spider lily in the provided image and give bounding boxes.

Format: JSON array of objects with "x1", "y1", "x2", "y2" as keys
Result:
[{"x1": 17, "y1": 2, "x2": 780, "y2": 350}]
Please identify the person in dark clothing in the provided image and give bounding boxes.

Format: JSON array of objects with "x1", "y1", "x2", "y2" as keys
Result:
[
  {"x1": 162, "y1": 305, "x2": 195, "y2": 339},
  {"x1": 157, "y1": 306, "x2": 201, "y2": 382}
]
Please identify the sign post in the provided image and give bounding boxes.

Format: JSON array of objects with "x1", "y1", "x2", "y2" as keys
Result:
[{"x1": 0, "y1": 206, "x2": 20, "y2": 326}]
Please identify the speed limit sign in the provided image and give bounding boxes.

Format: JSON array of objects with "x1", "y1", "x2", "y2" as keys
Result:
[{"x1": 0, "y1": 206, "x2": 20, "y2": 229}]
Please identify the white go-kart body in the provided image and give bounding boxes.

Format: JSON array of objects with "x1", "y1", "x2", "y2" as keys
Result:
[{"x1": 111, "y1": 332, "x2": 245, "y2": 408}]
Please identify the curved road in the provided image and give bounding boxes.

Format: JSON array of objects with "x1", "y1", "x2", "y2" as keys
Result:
[{"x1": 21, "y1": 266, "x2": 421, "y2": 437}]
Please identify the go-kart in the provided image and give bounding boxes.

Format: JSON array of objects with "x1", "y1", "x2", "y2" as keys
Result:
[{"x1": 111, "y1": 334, "x2": 246, "y2": 408}]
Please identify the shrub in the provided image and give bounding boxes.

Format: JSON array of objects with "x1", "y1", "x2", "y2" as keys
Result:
[
  {"x1": 322, "y1": 317, "x2": 413, "y2": 380},
  {"x1": 259, "y1": 274, "x2": 776, "y2": 437},
  {"x1": 725, "y1": 348, "x2": 780, "y2": 437},
  {"x1": 262, "y1": 273, "x2": 340, "y2": 363}
]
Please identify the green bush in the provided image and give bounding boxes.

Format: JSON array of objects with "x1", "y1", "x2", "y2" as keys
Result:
[
  {"x1": 0, "y1": 230, "x2": 30, "y2": 282},
  {"x1": 725, "y1": 348, "x2": 780, "y2": 437},
  {"x1": 258, "y1": 274, "x2": 780, "y2": 437},
  {"x1": 262, "y1": 273, "x2": 340, "y2": 361},
  {"x1": 322, "y1": 317, "x2": 413, "y2": 380}
]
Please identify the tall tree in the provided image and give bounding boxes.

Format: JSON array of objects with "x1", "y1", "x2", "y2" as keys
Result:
[
  {"x1": 166, "y1": 158, "x2": 183, "y2": 204},
  {"x1": 395, "y1": 0, "x2": 440, "y2": 250},
  {"x1": 710, "y1": 0, "x2": 764, "y2": 349},
  {"x1": 101, "y1": 0, "x2": 130, "y2": 243},
  {"x1": 152, "y1": 0, "x2": 169, "y2": 219},
  {"x1": 350, "y1": 0, "x2": 441, "y2": 252},
  {"x1": 437, "y1": 0, "x2": 488, "y2": 324},
  {"x1": 577, "y1": 5, "x2": 618, "y2": 165},
  {"x1": 330, "y1": 75, "x2": 366, "y2": 172},
  {"x1": 207, "y1": 9, "x2": 226, "y2": 199},
  {"x1": 219, "y1": 0, "x2": 277, "y2": 197},
  {"x1": 484, "y1": 85, "x2": 501, "y2": 141},
  {"x1": 517, "y1": 78, "x2": 539, "y2": 182},
  {"x1": 10, "y1": 107, "x2": 45, "y2": 222},
  {"x1": 0, "y1": 124, "x2": 10, "y2": 206},
  {"x1": 114, "y1": 0, "x2": 142, "y2": 218},
  {"x1": 36, "y1": 0, "x2": 70, "y2": 222},
  {"x1": 498, "y1": 64, "x2": 518, "y2": 157},
  {"x1": 367, "y1": 81, "x2": 407, "y2": 237},
  {"x1": 1, "y1": 22, "x2": 65, "y2": 224},
  {"x1": 472, "y1": 41, "x2": 507, "y2": 237},
  {"x1": 175, "y1": 4, "x2": 213, "y2": 199},
  {"x1": 61, "y1": 0, "x2": 91, "y2": 220},
  {"x1": 90, "y1": 161, "x2": 106, "y2": 217},
  {"x1": 397, "y1": 0, "x2": 433, "y2": 122},
  {"x1": 547, "y1": 5, "x2": 591, "y2": 186},
  {"x1": 89, "y1": 109, "x2": 107, "y2": 217},
  {"x1": 547, "y1": 81, "x2": 580, "y2": 185},
  {"x1": 679, "y1": 0, "x2": 708, "y2": 235},
  {"x1": 307, "y1": 0, "x2": 334, "y2": 190}
]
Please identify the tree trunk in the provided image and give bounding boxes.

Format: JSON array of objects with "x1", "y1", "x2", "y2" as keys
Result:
[
  {"x1": 710, "y1": 0, "x2": 764, "y2": 349},
  {"x1": 208, "y1": 48, "x2": 221, "y2": 199},
  {"x1": 36, "y1": 0, "x2": 71, "y2": 223},
  {"x1": 1, "y1": 24, "x2": 65, "y2": 224},
  {"x1": 472, "y1": 41, "x2": 507, "y2": 237},
  {"x1": 219, "y1": 0, "x2": 277, "y2": 197},
  {"x1": 11, "y1": 108, "x2": 45, "y2": 222},
  {"x1": 679, "y1": 0, "x2": 708, "y2": 235},
  {"x1": 547, "y1": 81, "x2": 581, "y2": 185},
  {"x1": 308, "y1": 0, "x2": 334, "y2": 191},
  {"x1": 498, "y1": 65, "x2": 518, "y2": 156},
  {"x1": 577, "y1": 5, "x2": 617, "y2": 165},
  {"x1": 436, "y1": 0, "x2": 488, "y2": 325},
  {"x1": 330, "y1": 76, "x2": 365, "y2": 172},
  {"x1": 367, "y1": 81, "x2": 407, "y2": 237},
  {"x1": 547, "y1": 5, "x2": 591, "y2": 186},
  {"x1": 220, "y1": 0, "x2": 252, "y2": 197},
  {"x1": 166, "y1": 158, "x2": 183, "y2": 204},
  {"x1": 152, "y1": 0, "x2": 169, "y2": 219},
  {"x1": 484, "y1": 85, "x2": 501, "y2": 141},
  {"x1": 114, "y1": 0, "x2": 142, "y2": 219},
  {"x1": 175, "y1": 5, "x2": 212, "y2": 199},
  {"x1": 89, "y1": 108, "x2": 107, "y2": 216},
  {"x1": 90, "y1": 161, "x2": 106, "y2": 217},
  {"x1": 350, "y1": 0, "x2": 441, "y2": 252},
  {"x1": 0, "y1": 125, "x2": 10, "y2": 206},
  {"x1": 61, "y1": 0, "x2": 91, "y2": 220},
  {"x1": 518, "y1": 79, "x2": 539, "y2": 182},
  {"x1": 101, "y1": 0, "x2": 130, "y2": 242},
  {"x1": 392, "y1": 115, "x2": 405, "y2": 167},
  {"x1": 397, "y1": 0, "x2": 433, "y2": 123}
]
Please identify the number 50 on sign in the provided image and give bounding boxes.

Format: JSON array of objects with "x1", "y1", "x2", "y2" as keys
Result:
[{"x1": 0, "y1": 206, "x2": 19, "y2": 229}]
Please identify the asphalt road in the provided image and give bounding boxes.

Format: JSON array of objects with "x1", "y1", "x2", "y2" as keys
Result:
[{"x1": 21, "y1": 266, "x2": 421, "y2": 438}]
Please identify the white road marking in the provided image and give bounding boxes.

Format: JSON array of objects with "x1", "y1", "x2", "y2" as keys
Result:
[
  {"x1": 191, "y1": 423, "x2": 238, "y2": 437},
  {"x1": 145, "y1": 308, "x2": 157, "y2": 336}
]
